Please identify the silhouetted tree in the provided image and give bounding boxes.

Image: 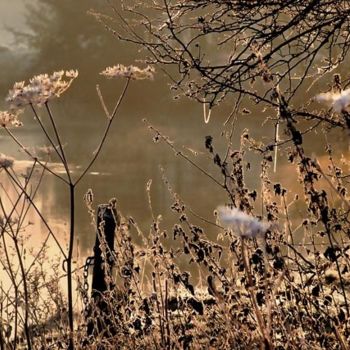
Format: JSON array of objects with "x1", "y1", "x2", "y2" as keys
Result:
[{"x1": 108, "y1": 0, "x2": 350, "y2": 129}]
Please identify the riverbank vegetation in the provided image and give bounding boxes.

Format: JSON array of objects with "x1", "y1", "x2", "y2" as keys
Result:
[{"x1": 1, "y1": 1, "x2": 350, "y2": 349}]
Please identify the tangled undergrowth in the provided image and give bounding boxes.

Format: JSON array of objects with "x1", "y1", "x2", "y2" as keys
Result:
[
  {"x1": 2, "y1": 1, "x2": 350, "y2": 348},
  {"x1": 2, "y1": 99, "x2": 350, "y2": 349},
  {"x1": 79, "y1": 135, "x2": 350, "y2": 349},
  {"x1": 76, "y1": 132, "x2": 350, "y2": 349},
  {"x1": 76, "y1": 120, "x2": 350, "y2": 349}
]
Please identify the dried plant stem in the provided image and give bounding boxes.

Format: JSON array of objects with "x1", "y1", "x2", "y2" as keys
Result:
[
  {"x1": 30, "y1": 103, "x2": 66, "y2": 166},
  {"x1": 4, "y1": 169, "x2": 67, "y2": 258},
  {"x1": 334, "y1": 325, "x2": 349, "y2": 350},
  {"x1": 74, "y1": 77, "x2": 131, "y2": 186},
  {"x1": 273, "y1": 120, "x2": 279, "y2": 173},
  {"x1": 152, "y1": 275, "x2": 165, "y2": 348},
  {"x1": 282, "y1": 194, "x2": 305, "y2": 284},
  {"x1": 44, "y1": 102, "x2": 72, "y2": 183},
  {"x1": 67, "y1": 183, "x2": 75, "y2": 350},
  {"x1": 325, "y1": 227, "x2": 349, "y2": 318},
  {"x1": 145, "y1": 120, "x2": 223, "y2": 189},
  {"x1": 4, "y1": 127, "x2": 68, "y2": 184},
  {"x1": 1, "y1": 180, "x2": 32, "y2": 350},
  {"x1": 0, "y1": 232, "x2": 18, "y2": 347},
  {"x1": 164, "y1": 279, "x2": 171, "y2": 349},
  {"x1": 39, "y1": 102, "x2": 75, "y2": 348},
  {"x1": 315, "y1": 160, "x2": 350, "y2": 211},
  {"x1": 96, "y1": 84, "x2": 110, "y2": 118},
  {"x1": 0, "y1": 305, "x2": 4, "y2": 350},
  {"x1": 12, "y1": 236, "x2": 32, "y2": 350},
  {"x1": 241, "y1": 238, "x2": 273, "y2": 349},
  {"x1": 16, "y1": 161, "x2": 45, "y2": 231}
]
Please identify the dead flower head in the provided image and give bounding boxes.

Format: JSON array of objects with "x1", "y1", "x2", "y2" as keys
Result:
[
  {"x1": 217, "y1": 206, "x2": 269, "y2": 238},
  {"x1": 0, "y1": 153, "x2": 14, "y2": 169},
  {"x1": 315, "y1": 88, "x2": 350, "y2": 113},
  {"x1": 6, "y1": 70, "x2": 78, "y2": 108},
  {"x1": 100, "y1": 64, "x2": 155, "y2": 80},
  {"x1": 0, "y1": 110, "x2": 23, "y2": 128}
]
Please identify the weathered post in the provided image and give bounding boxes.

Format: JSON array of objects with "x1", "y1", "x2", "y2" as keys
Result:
[
  {"x1": 87, "y1": 201, "x2": 120, "y2": 338},
  {"x1": 91, "y1": 204, "x2": 117, "y2": 294}
]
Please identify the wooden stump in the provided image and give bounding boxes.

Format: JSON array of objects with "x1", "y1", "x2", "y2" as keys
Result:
[{"x1": 87, "y1": 202, "x2": 120, "y2": 339}]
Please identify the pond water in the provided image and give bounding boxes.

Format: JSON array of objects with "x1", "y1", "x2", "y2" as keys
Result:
[{"x1": 0, "y1": 0, "x2": 349, "y2": 263}]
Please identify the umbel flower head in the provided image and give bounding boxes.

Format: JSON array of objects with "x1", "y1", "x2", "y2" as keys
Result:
[
  {"x1": 0, "y1": 110, "x2": 23, "y2": 128},
  {"x1": 6, "y1": 70, "x2": 78, "y2": 108},
  {"x1": 0, "y1": 153, "x2": 14, "y2": 170},
  {"x1": 100, "y1": 64, "x2": 155, "y2": 80},
  {"x1": 217, "y1": 206, "x2": 269, "y2": 238},
  {"x1": 315, "y1": 88, "x2": 350, "y2": 113}
]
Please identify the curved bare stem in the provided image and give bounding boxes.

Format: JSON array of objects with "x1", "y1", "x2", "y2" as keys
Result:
[
  {"x1": 30, "y1": 103, "x2": 67, "y2": 166},
  {"x1": 74, "y1": 77, "x2": 131, "y2": 186},
  {"x1": 44, "y1": 102, "x2": 72, "y2": 183},
  {"x1": 3, "y1": 168, "x2": 67, "y2": 259},
  {"x1": 4, "y1": 127, "x2": 69, "y2": 184}
]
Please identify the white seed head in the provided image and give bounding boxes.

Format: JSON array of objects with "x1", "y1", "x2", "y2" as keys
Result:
[
  {"x1": 100, "y1": 64, "x2": 155, "y2": 80},
  {"x1": 0, "y1": 110, "x2": 23, "y2": 128},
  {"x1": 6, "y1": 70, "x2": 78, "y2": 108},
  {"x1": 217, "y1": 206, "x2": 269, "y2": 238},
  {"x1": 65, "y1": 70, "x2": 79, "y2": 78},
  {"x1": 315, "y1": 88, "x2": 350, "y2": 113}
]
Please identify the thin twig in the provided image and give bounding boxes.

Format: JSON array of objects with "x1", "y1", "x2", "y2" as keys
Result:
[{"x1": 74, "y1": 77, "x2": 130, "y2": 186}]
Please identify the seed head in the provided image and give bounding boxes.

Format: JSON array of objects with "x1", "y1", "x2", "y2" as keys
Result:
[
  {"x1": 100, "y1": 64, "x2": 155, "y2": 80},
  {"x1": 315, "y1": 88, "x2": 350, "y2": 113},
  {"x1": 6, "y1": 70, "x2": 78, "y2": 108},
  {"x1": 0, "y1": 110, "x2": 23, "y2": 128},
  {"x1": 217, "y1": 206, "x2": 269, "y2": 238}
]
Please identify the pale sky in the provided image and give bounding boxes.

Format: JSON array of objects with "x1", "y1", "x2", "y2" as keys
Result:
[{"x1": 0, "y1": 0, "x2": 33, "y2": 49}]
